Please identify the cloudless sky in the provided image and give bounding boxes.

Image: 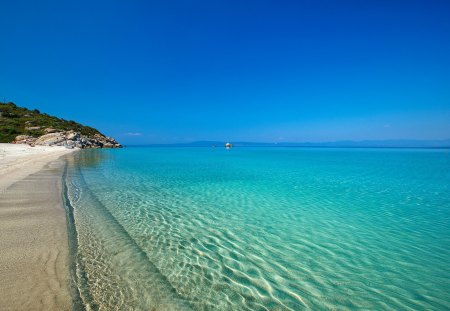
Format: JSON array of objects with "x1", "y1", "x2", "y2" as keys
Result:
[{"x1": 1, "y1": 0, "x2": 449, "y2": 144}]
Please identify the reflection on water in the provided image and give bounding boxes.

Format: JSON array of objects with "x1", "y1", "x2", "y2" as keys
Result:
[{"x1": 66, "y1": 149, "x2": 115, "y2": 168}]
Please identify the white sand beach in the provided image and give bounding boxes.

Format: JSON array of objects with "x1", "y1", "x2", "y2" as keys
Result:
[
  {"x1": 0, "y1": 143, "x2": 74, "y2": 191},
  {"x1": 0, "y1": 143, "x2": 75, "y2": 310}
]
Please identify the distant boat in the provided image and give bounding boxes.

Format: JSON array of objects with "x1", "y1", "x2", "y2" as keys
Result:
[{"x1": 225, "y1": 142, "x2": 232, "y2": 149}]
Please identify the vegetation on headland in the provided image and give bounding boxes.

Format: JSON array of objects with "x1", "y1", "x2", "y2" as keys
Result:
[{"x1": 0, "y1": 102, "x2": 103, "y2": 143}]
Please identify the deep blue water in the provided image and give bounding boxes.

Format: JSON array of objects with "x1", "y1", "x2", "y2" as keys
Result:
[{"x1": 65, "y1": 147, "x2": 450, "y2": 310}]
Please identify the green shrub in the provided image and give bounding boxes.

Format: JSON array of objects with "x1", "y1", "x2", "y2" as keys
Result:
[{"x1": 0, "y1": 101, "x2": 104, "y2": 143}]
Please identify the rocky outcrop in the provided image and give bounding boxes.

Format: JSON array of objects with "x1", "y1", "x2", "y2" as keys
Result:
[
  {"x1": 25, "y1": 126, "x2": 41, "y2": 131},
  {"x1": 1, "y1": 102, "x2": 123, "y2": 145},
  {"x1": 14, "y1": 130, "x2": 122, "y2": 149},
  {"x1": 34, "y1": 132, "x2": 66, "y2": 146},
  {"x1": 14, "y1": 135, "x2": 37, "y2": 145},
  {"x1": 44, "y1": 127, "x2": 59, "y2": 134}
]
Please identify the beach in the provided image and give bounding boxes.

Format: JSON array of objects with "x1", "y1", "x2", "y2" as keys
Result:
[
  {"x1": 1, "y1": 145, "x2": 449, "y2": 310},
  {"x1": 0, "y1": 143, "x2": 75, "y2": 310}
]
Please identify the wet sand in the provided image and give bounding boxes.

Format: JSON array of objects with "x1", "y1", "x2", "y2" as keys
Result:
[{"x1": 0, "y1": 144, "x2": 75, "y2": 310}]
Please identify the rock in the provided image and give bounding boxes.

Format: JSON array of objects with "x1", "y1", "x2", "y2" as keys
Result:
[
  {"x1": 25, "y1": 126, "x2": 41, "y2": 131},
  {"x1": 34, "y1": 132, "x2": 66, "y2": 146},
  {"x1": 66, "y1": 131, "x2": 80, "y2": 141},
  {"x1": 14, "y1": 135, "x2": 33, "y2": 141},
  {"x1": 13, "y1": 135, "x2": 37, "y2": 144},
  {"x1": 80, "y1": 133, "x2": 122, "y2": 148},
  {"x1": 14, "y1": 129, "x2": 122, "y2": 149},
  {"x1": 44, "y1": 127, "x2": 60, "y2": 134}
]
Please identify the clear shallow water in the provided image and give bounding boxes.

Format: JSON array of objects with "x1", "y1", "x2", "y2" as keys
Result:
[{"x1": 64, "y1": 147, "x2": 450, "y2": 310}]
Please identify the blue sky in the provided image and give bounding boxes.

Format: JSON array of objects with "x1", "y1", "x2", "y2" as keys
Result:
[{"x1": 1, "y1": 0, "x2": 449, "y2": 144}]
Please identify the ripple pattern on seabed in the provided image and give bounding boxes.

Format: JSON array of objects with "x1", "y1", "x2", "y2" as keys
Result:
[{"x1": 66, "y1": 147, "x2": 450, "y2": 310}]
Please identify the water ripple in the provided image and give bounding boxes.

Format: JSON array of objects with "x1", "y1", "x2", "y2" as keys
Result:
[{"x1": 67, "y1": 148, "x2": 450, "y2": 310}]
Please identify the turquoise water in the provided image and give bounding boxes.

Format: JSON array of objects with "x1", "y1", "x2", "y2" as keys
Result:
[{"x1": 64, "y1": 147, "x2": 450, "y2": 310}]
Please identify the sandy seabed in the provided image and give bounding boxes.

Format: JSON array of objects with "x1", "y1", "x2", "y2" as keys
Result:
[{"x1": 0, "y1": 143, "x2": 75, "y2": 310}]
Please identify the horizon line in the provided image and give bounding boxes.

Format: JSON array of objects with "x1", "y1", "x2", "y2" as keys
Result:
[{"x1": 122, "y1": 138, "x2": 450, "y2": 148}]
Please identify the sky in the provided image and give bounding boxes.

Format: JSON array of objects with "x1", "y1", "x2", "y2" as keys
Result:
[{"x1": 1, "y1": 0, "x2": 450, "y2": 144}]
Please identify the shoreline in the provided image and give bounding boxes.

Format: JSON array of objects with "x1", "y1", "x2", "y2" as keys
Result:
[{"x1": 0, "y1": 144, "x2": 76, "y2": 310}]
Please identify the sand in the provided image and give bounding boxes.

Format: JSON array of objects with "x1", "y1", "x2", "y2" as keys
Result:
[{"x1": 0, "y1": 143, "x2": 76, "y2": 310}]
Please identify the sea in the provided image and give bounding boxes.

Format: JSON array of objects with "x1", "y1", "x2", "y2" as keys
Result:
[{"x1": 63, "y1": 147, "x2": 450, "y2": 310}]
